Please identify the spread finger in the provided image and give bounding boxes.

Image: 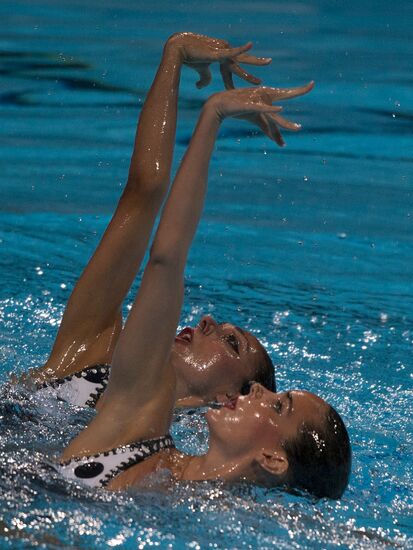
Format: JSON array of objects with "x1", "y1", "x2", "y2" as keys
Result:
[
  {"x1": 220, "y1": 63, "x2": 235, "y2": 90},
  {"x1": 268, "y1": 113, "x2": 302, "y2": 131},
  {"x1": 268, "y1": 117, "x2": 285, "y2": 146},
  {"x1": 263, "y1": 81, "x2": 315, "y2": 100},
  {"x1": 230, "y1": 62, "x2": 261, "y2": 85},
  {"x1": 235, "y1": 54, "x2": 272, "y2": 65},
  {"x1": 215, "y1": 42, "x2": 252, "y2": 60}
]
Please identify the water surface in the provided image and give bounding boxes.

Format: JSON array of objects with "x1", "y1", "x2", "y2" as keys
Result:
[{"x1": 0, "y1": 0, "x2": 412, "y2": 548}]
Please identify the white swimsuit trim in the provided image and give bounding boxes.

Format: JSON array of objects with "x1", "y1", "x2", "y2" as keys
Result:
[
  {"x1": 36, "y1": 364, "x2": 110, "y2": 408},
  {"x1": 52, "y1": 434, "x2": 175, "y2": 488}
]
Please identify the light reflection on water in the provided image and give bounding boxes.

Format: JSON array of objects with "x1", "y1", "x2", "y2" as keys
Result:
[{"x1": 0, "y1": 0, "x2": 412, "y2": 547}]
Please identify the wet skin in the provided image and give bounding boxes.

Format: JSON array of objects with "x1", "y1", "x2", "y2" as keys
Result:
[
  {"x1": 170, "y1": 315, "x2": 264, "y2": 404},
  {"x1": 106, "y1": 385, "x2": 331, "y2": 489},
  {"x1": 60, "y1": 79, "x2": 337, "y2": 493},
  {"x1": 205, "y1": 384, "x2": 329, "y2": 462}
]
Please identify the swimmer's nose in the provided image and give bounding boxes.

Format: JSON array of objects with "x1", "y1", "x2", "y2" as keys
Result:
[
  {"x1": 249, "y1": 382, "x2": 264, "y2": 399},
  {"x1": 198, "y1": 315, "x2": 218, "y2": 335}
]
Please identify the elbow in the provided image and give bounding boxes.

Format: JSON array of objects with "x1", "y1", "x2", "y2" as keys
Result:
[
  {"x1": 123, "y1": 181, "x2": 165, "y2": 205},
  {"x1": 126, "y1": 170, "x2": 170, "y2": 199},
  {"x1": 148, "y1": 245, "x2": 185, "y2": 271}
]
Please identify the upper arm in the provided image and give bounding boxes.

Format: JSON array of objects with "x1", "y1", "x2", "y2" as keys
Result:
[
  {"x1": 33, "y1": 311, "x2": 122, "y2": 382},
  {"x1": 104, "y1": 258, "x2": 183, "y2": 403},
  {"x1": 60, "y1": 256, "x2": 184, "y2": 457}
]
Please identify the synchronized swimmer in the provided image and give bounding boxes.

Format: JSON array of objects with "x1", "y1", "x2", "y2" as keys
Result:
[{"x1": 19, "y1": 33, "x2": 350, "y2": 498}]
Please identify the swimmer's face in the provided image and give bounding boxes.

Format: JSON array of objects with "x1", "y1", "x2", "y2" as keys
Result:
[
  {"x1": 171, "y1": 315, "x2": 263, "y2": 403},
  {"x1": 206, "y1": 385, "x2": 328, "y2": 474}
]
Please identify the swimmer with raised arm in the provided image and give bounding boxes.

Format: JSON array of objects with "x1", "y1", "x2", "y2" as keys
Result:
[
  {"x1": 26, "y1": 34, "x2": 276, "y2": 410},
  {"x1": 52, "y1": 63, "x2": 351, "y2": 498}
]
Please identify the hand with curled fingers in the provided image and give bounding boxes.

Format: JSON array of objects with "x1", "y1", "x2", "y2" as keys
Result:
[
  {"x1": 206, "y1": 82, "x2": 314, "y2": 146},
  {"x1": 166, "y1": 32, "x2": 271, "y2": 89}
]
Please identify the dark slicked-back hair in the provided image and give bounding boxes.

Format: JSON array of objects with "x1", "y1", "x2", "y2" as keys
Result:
[
  {"x1": 240, "y1": 341, "x2": 276, "y2": 394},
  {"x1": 283, "y1": 405, "x2": 351, "y2": 499}
]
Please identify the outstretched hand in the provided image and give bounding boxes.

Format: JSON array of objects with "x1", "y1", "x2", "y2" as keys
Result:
[
  {"x1": 206, "y1": 82, "x2": 315, "y2": 146},
  {"x1": 167, "y1": 32, "x2": 271, "y2": 89}
]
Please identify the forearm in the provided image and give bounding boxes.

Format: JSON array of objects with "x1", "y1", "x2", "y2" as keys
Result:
[
  {"x1": 75, "y1": 42, "x2": 184, "y2": 309},
  {"x1": 76, "y1": 40, "x2": 185, "y2": 318},
  {"x1": 64, "y1": 43, "x2": 184, "y2": 327},
  {"x1": 126, "y1": 41, "x2": 183, "y2": 193},
  {"x1": 150, "y1": 104, "x2": 221, "y2": 267}
]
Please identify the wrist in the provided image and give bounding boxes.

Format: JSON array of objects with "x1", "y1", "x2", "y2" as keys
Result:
[
  {"x1": 163, "y1": 34, "x2": 185, "y2": 64},
  {"x1": 203, "y1": 95, "x2": 225, "y2": 124},
  {"x1": 197, "y1": 103, "x2": 222, "y2": 136}
]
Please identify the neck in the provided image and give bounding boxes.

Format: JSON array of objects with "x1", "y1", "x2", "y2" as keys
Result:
[
  {"x1": 174, "y1": 373, "x2": 191, "y2": 402},
  {"x1": 176, "y1": 447, "x2": 249, "y2": 483},
  {"x1": 171, "y1": 358, "x2": 207, "y2": 407}
]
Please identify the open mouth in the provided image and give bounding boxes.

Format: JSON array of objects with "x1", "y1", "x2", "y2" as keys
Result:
[
  {"x1": 175, "y1": 327, "x2": 194, "y2": 344},
  {"x1": 206, "y1": 396, "x2": 238, "y2": 412},
  {"x1": 223, "y1": 396, "x2": 238, "y2": 410}
]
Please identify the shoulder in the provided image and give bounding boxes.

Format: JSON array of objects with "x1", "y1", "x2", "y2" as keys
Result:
[{"x1": 105, "y1": 450, "x2": 173, "y2": 490}]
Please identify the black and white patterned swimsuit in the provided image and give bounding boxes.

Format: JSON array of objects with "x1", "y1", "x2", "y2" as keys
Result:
[
  {"x1": 35, "y1": 364, "x2": 111, "y2": 408},
  {"x1": 53, "y1": 434, "x2": 175, "y2": 488}
]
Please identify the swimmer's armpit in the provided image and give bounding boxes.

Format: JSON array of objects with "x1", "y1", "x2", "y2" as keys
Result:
[{"x1": 166, "y1": 32, "x2": 271, "y2": 90}]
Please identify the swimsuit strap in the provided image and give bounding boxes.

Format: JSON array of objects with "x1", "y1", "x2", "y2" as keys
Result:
[{"x1": 55, "y1": 434, "x2": 175, "y2": 488}]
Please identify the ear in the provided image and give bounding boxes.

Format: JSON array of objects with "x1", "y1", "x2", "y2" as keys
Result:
[{"x1": 257, "y1": 449, "x2": 289, "y2": 478}]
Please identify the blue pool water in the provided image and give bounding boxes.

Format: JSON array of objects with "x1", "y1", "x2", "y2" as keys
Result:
[{"x1": 0, "y1": 0, "x2": 412, "y2": 547}]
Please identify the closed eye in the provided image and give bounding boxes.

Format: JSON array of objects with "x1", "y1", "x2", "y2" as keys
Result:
[{"x1": 222, "y1": 333, "x2": 240, "y2": 354}]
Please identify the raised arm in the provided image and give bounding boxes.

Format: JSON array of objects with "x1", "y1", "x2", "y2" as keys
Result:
[
  {"x1": 109, "y1": 85, "x2": 314, "y2": 406},
  {"x1": 62, "y1": 83, "x2": 314, "y2": 457},
  {"x1": 39, "y1": 35, "x2": 267, "y2": 381},
  {"x1": 37, "y1": 41, "x2": 182, "y2": 380}
]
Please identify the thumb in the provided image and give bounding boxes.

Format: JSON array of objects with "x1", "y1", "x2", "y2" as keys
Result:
[{"x1": 194, "y1": 65, "x2": 212, "y2": 89}]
